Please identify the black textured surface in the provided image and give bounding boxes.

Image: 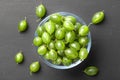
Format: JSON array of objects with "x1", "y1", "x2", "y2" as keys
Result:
[{"x1": 0, "y1": 0, "x2": 120, "y2": 80}]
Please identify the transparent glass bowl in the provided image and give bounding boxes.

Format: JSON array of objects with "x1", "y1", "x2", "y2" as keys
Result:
[{"x1": 35, "y1": 12, "x2": 92, "y2": 69}]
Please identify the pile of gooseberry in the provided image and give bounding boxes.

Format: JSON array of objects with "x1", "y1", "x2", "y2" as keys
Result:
[{"x1": 33, "y1": 12, "x2": 90, "y2": 66}]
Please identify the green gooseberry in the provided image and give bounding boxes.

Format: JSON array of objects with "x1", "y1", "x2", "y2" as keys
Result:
[
  {"x1": 65, "y1": 48, "x2": 78, "y2": 59},
  {"x1": 53, "y1": 57, "x2": 62, "y2": 65},
  {"x1": 29, "y1": 61, "x2": 40, "y2": 73},
  {"x1": 44, "y1": 21, "x2": 55, "y2": 35},
  {"x1": 36, "y1": 26, "x2": 44, "y2": 36},
  {"x1": 37, "y1": 45, "x2": 47, "y2": 55},
  {"x1": 62, "y1": 57, "x2": 72, "y2": 66},
  {"x1": 79, "y1": 25, "x2": 89, "y2": 36},
  {"x1": 55, "y1": 28, "x2": 65, "y2": 40},
  {"x1": 84, "y1": 66, "x2": 99, "y2": 76},
  {"x1": 33, "y1": 36, "x2": 42, "y2": 46},
  {"x1": 92, "y1": 11, "x2": 105, "y2": 24},
  {"x1": 79, "y1": 48, "x2": 88, "y2": 60},
  {"x1": 18, "y1": 17, "x2": 28, "y2": 32},
  {"x1": 48, "y1": 41, "x2": 56, "y2": 50},
  {"x1": 15, "y1": 51, "x2": 24, "y2": 64},
  {"x1": 64, "y1": 16, "x2": 76, "y2": 24},
  {"x1": 36, "y1": 4, "x2": 46, "y2": 18},
  {"x1": 57, "y1": 50, "x2": 65, "y2": 57},
  {"x1": 55, "y1": 40, "x2": 65, "y2": 50},
  {"x1": 42, "y1": 32, "x2": 51, "y2": 44},
  {"x1": 74, "y1": 22, "x2": 82, "y2": 31},
  {"x1": 79, "y1": 36, "x2": 89, "y2": 47},
  {"x1": 63, "y1": 21, "x2": 74, "y2": 31},
  {"x1": 50, "y1": 13, "x2": 62, "y2": 24},
  {"x1": 44, "y1": 52, "x2": 50, "y2": 60},
  {"x1": 65, "y1": 31, "x2": 75, "y2": 43},
  {"x1": 49, "y1": 49, "x2": 58, "y2": 61},
  {"x1": 69, "y1": 41, "x2": 81, "y2": 51}
]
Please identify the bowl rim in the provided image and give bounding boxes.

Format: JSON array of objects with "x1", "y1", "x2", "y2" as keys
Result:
[{"x1": 35, "y1": 12, "x2": 92, "y2": 69}]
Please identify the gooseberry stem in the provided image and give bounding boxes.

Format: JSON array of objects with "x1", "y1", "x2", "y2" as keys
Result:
[
  {"x1": 30, "y1": 72, "x2": 32, "y2": 76},
  {"x1": 102, "y1": 10, "x2": 104, "y2": 12},
  {"x1": 25, "y1": 16, "x2": 27, "y2": 21},
  {"x1": 88, "y1": 22, "x2": 93, "y2": 27},
  {"x1": 36, "y1": 18, "x2": 41, "y2": 22},
  {"x1": 19, "y1": 50, "x2": 22, "y2": 52}
]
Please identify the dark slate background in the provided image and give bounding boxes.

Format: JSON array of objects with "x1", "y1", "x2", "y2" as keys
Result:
[{"x1": 0, "y1": 0, "x2": 120, "y2": 80}]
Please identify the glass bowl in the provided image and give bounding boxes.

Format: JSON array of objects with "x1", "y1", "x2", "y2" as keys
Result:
[{"x1": 35, "y1": 12, "x2": 92, "y2": 69}]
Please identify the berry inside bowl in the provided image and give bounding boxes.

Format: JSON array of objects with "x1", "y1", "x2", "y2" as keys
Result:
[{"x1": 34, "y1": 12, "x2": 92, "y2": 69}]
